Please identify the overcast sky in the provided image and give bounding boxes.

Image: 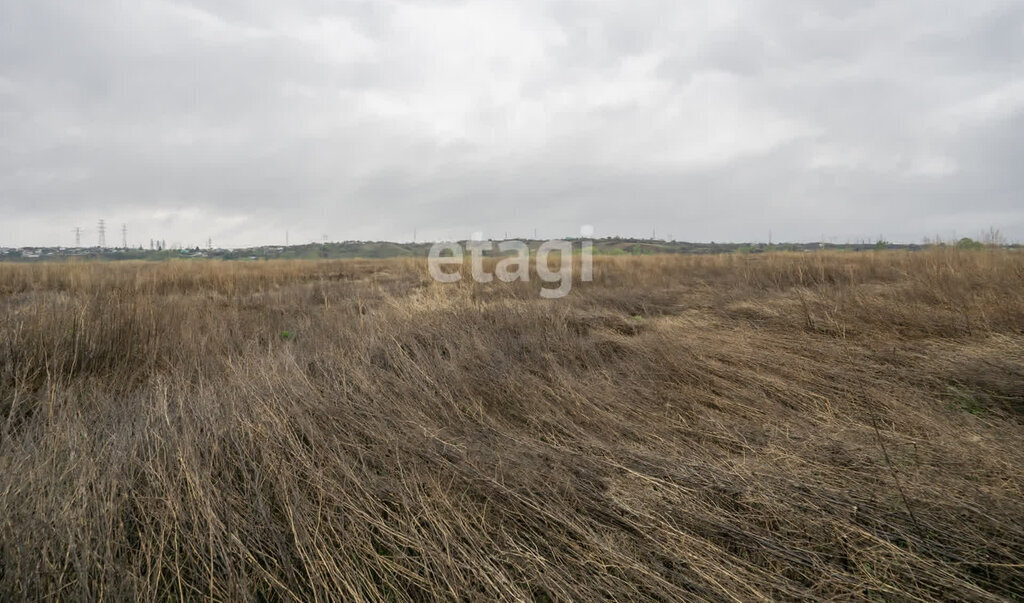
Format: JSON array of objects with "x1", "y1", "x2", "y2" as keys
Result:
[{"x1": 2, "y1": 0, "x2": 1022, "y2": 247}]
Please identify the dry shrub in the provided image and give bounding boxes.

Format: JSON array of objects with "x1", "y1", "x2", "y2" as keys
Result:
[{"x1": 1, "y1": 249, "x2": 1023, "y2": 600}]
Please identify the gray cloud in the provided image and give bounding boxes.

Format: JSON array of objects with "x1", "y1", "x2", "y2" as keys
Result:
[{"x1": 1, "y1": 0, "x2": 1022, "y2": 247}]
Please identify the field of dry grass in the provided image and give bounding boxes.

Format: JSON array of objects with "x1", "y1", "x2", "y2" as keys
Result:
[{"x1": 1, "y1": 250, "x2": 1023, "y2": 600}]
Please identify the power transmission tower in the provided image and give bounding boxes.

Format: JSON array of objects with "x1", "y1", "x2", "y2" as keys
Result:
[
  {"x1": 97, "y1": 220, "x2": 106, "y2": 248},
  {"x1": 207, "y1": 237, "x2": 212, "y2": 250},
  {"x1": 121, "y1": 224, "x2": 127, "y2": 249},
  {"x1": 72, "y1": 227, "x2": 81, "y2": 247}
]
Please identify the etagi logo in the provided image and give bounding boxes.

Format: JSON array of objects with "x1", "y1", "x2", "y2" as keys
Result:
[{"x1": 428, "y1": 227, "x2": 594, "y2": 299}]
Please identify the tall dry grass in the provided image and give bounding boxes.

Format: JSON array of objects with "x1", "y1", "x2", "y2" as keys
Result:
[{"x1": 1, "y1": 249, "x2": 1023, "y2": 600}]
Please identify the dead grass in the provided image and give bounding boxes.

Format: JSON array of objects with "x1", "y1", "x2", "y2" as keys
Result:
[{"x1": 1, "y1": 249, "x2": 1023, "y2": 600}]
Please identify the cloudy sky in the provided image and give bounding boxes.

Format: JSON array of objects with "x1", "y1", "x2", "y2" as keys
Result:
[{"x1": 1, "y1": 0, "x2": 1022, "y2": 247}]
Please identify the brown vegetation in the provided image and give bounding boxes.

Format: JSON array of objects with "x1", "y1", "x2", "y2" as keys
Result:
[{"x1": 1, "y1": 250, "x2": 1023, "y2": 600}]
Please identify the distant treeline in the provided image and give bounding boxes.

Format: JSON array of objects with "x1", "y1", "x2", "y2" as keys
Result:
[{"x1": 1, "y1": 237, "x2": 1016, "y2": 262}]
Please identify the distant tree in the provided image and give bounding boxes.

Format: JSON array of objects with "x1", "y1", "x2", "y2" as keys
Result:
[
  {"x1": 956, "y1": 237, "x2": 984, "y2": 250},
  {"x1": 981, "y1": 227, "x2": 1005, "y2": 247}
]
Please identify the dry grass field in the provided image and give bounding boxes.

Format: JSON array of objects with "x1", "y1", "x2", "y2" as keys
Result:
[{"x1": 1, "y1": 250, "x2": 1023, "y2": 600}]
